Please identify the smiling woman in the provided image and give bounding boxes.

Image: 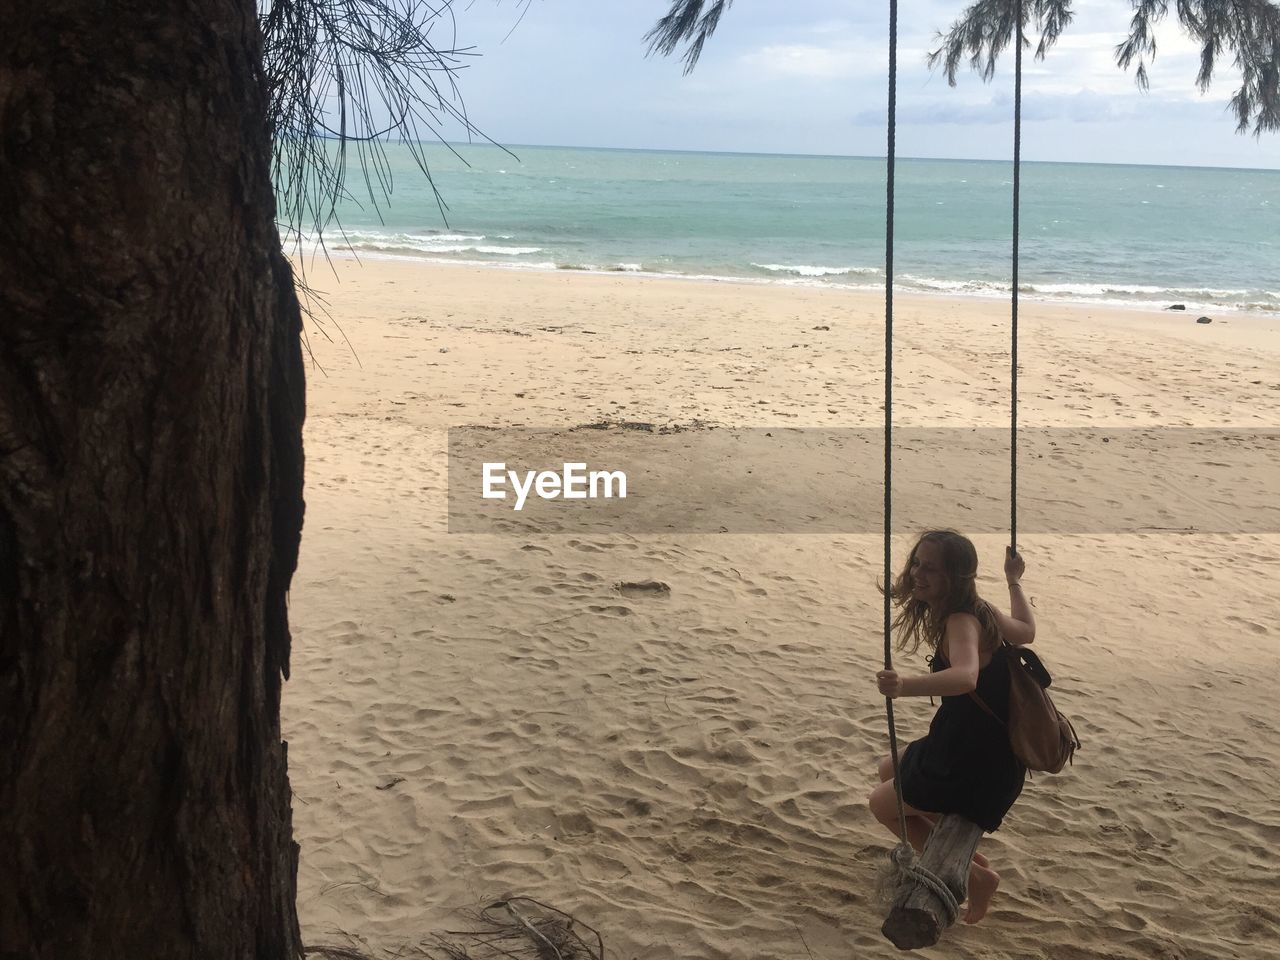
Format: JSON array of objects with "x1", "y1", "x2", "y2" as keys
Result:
[{"x1": 870, "y1": 531, "x2": 1036, "y2": 926}]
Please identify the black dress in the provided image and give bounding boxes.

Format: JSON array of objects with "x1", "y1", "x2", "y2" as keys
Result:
[{"x1": 897, "y1": 647, "x2": 1026, "y2": 832}]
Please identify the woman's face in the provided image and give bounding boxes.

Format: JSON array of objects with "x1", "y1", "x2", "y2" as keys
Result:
[{"x1": 910, "y1": 541, "x2": 946, "y2": 606}]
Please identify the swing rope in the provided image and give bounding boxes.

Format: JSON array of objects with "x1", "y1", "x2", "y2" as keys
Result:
[
  {"x1": 879, "y1": 0, "x2": 951, "y2": 908},
  {"x1": 881, "y1": 0, "x2": 910, "y2": 856},
  {"x1": 1011, "y1": 0, "x2": 1023, "y2": 549},
  {"x1": 880, "y1": 0, "x2": 1024, "y2": 918}
]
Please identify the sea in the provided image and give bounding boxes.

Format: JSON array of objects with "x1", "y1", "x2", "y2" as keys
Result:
[{"x1": 304, "y1": 142, "x2": 1279, "y2": 315}]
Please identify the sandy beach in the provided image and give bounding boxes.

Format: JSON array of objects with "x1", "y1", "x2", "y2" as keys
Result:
[{"x1": 283, "y1": 258, "x2": 1280, "y2": 959}]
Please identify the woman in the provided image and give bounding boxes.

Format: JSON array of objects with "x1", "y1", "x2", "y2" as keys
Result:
[{"x1": 867, "y1": 529, "x2": 1036, "y2": 924}]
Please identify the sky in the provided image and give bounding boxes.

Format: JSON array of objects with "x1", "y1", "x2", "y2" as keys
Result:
[{"x1": 413, "y1": 0, "x2": 1279, "y2": 169}]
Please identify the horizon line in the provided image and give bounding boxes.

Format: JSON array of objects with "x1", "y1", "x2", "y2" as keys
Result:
[{"x1": 429, "y1": 139, "x2": 1278, "y2": 174}]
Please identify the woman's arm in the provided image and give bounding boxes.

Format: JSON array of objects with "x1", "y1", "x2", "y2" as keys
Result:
[
  {"x1": 996, "y1": 582, "x2": 1036, "y2": 646},
  {"x1": 996, "y1": 546, "x2": 1035, "y2": 645},
  {"x1": 876, "y1": 615, "x2": 981, "y2": 698}
]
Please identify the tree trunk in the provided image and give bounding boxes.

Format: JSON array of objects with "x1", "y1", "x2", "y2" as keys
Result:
[{"x1": 0, "y1": 1, "x2": 305, "y2": 957}]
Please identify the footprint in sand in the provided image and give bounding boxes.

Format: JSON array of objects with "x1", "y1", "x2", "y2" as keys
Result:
[
  {"x1": 621, "y1": 797, "x2": 653, "y2": 817},
  {"x1": 1225, "y1": 615, "x2": 1269, "y2": 635},
  {"x1": 587, "y1": 604, "x2": 633, "y2": 617},
  {"x1": 1243, "y1": 714, "x2": 1274, "y2": 733},
  {"x1": 617, "y1": 579, "x2": 671, "y2": 599}
]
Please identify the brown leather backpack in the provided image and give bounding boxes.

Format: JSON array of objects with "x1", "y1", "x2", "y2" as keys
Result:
[{"x1": 971, "y1": 639, "x2": 1081, "y2": 774}]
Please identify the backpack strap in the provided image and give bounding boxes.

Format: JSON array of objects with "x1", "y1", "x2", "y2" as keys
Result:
[
  {"x1": 968, "y1": 630, "x2": 1012, "y2": 725},
  {"x1": 968, "y1": 690, "x2": 1005, "y2": 726}
]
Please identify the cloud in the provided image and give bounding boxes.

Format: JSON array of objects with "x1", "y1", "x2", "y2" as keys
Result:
[
  {"x1": 854, "y1": 97, "x2": 1012, "y2": 127},
  {"x1": 739, "y1": 41, "x2": 885, "y2": 80},
  {"x1": 443, "y1": 0, "x2": 1275, "y2": 168},
  {"x1": 1027, "y1": 7, "x2": 1243, "y2": 102},
  {"x1": 853, "y1": 87, "x2": 1234, "y2": 128}
]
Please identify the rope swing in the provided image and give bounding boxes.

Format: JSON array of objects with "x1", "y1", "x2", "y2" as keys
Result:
[
  {"x1": 881, "y1": 0, "x2": 909, "y2": 858},
  {"x1": 1011, "y1": 0, "x2": 1023, "y2": 548},
  {"x1": 879, "y1": 0, "x2": 1025, "y2": 938}
]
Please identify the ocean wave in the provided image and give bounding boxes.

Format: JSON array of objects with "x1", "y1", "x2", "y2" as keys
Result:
[
  {"x1": 346, "y1": 239, "x2": 543, "y2": 256},
  {"x1": 892, "y1": 275, "x2": 1273, "y2": 307},
  {"x1": 555, "y1": 262, "x2": 645, "y2": 273},
  {"x1": 311, "y1": 246, "x2": 1279, "y2": 313},
  {"x1": 418, "y1": 233, "x2": 487, "y2": 242},
  {"x1": 751, "y1": 263, "x2": 880, "y2": 277},
  {"x1": 838, "y1": 273, "x2": 1278, "y2": 312},
  {"x1": 344, "y1": 231, "x2": 487, "y2": 244},
  {"x1": 324, "y1": 249, "x2": 560, "y2": 272},
  {"x1": 338, "y1": 230, "x2": 552, "y2": 257},
  {"x1": 1025, "y1": 282, "x2": 1253, "y2": 298},
  {"x1": 456, "y1": 244, "x2": 543, "y2": 255},
  {"x1": 900, "y1": 275, "x2": 1002, "y2": 294},
  {"x1": 300, "y1": 230, "x2": 1277, "y2": 314}
]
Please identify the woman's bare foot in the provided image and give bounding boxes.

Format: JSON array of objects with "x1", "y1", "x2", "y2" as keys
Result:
[{"x1": 962, "y1": 864, "x2": 1000, "y2": 924}]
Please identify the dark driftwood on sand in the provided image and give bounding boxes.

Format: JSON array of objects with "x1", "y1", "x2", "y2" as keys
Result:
[{"x1": 881, "y1": 815, "x2": 985, "y2": 950}]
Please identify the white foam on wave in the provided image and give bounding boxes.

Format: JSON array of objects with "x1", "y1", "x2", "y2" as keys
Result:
[
  {"x1": 892, "y1": 276, "x2": 1277, "y2": 312},
  {"x1": 466, "y1": 245, "x2": 543, "y2": 256},
  {"x1": 298, "y1": 232, "x2": 1277, "y2": 315},
  {"x1": 345, "y1": 231, "x2": 487, "y2": 244},
  {"x1": 901, "y1": 275, "x2": 1002, "y2": 295},
  {"x1": 348, "y1": 239, "x2": 543, "y2": 256},
  {"x1": 339, "y1": 230, "x2": 551, "y2": 257},
  {"x1": 752, "y1": 263, "x2": 880, "y2": 278},
  {"x1": 1027, "y1": 282, "x2": 1253, "y2": 297},
  {"x1": 309, "y1": 247, "x2": 1280, "y2": 313},
  {"x1": 556, "y1": 262, "x2": 646, "y2": 273},
  {"x1": 326, "y1": 249, "x2": 560, "y2": 272}
]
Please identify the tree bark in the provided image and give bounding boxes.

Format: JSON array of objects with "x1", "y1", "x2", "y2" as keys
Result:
[{"x1": 0, "y1": 1, "x2": 305, "y2": 957}]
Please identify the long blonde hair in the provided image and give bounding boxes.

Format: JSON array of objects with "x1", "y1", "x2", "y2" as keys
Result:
[{"x1": 878, "y1": 529, "x2": 1002, "y2": 657}]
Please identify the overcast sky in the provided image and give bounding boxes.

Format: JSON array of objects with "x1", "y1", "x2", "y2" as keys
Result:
[{"x1": 423, "y1": 0, "x2": 1278, "y2": 169}]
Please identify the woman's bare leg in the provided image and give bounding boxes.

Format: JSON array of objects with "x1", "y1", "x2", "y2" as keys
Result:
[
  {"x1": 875, "y1": 756, "x2": 991, "y2": 869},
  {"x1": 869, "y1": 782, "x2": 936, "y2": 852},
  {"x1": 871, "y1": 759, "x2": 1001, "y2": 923},
  {"x1": 961, "y1": 862, "x2": 1000, "y2": 923}
]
